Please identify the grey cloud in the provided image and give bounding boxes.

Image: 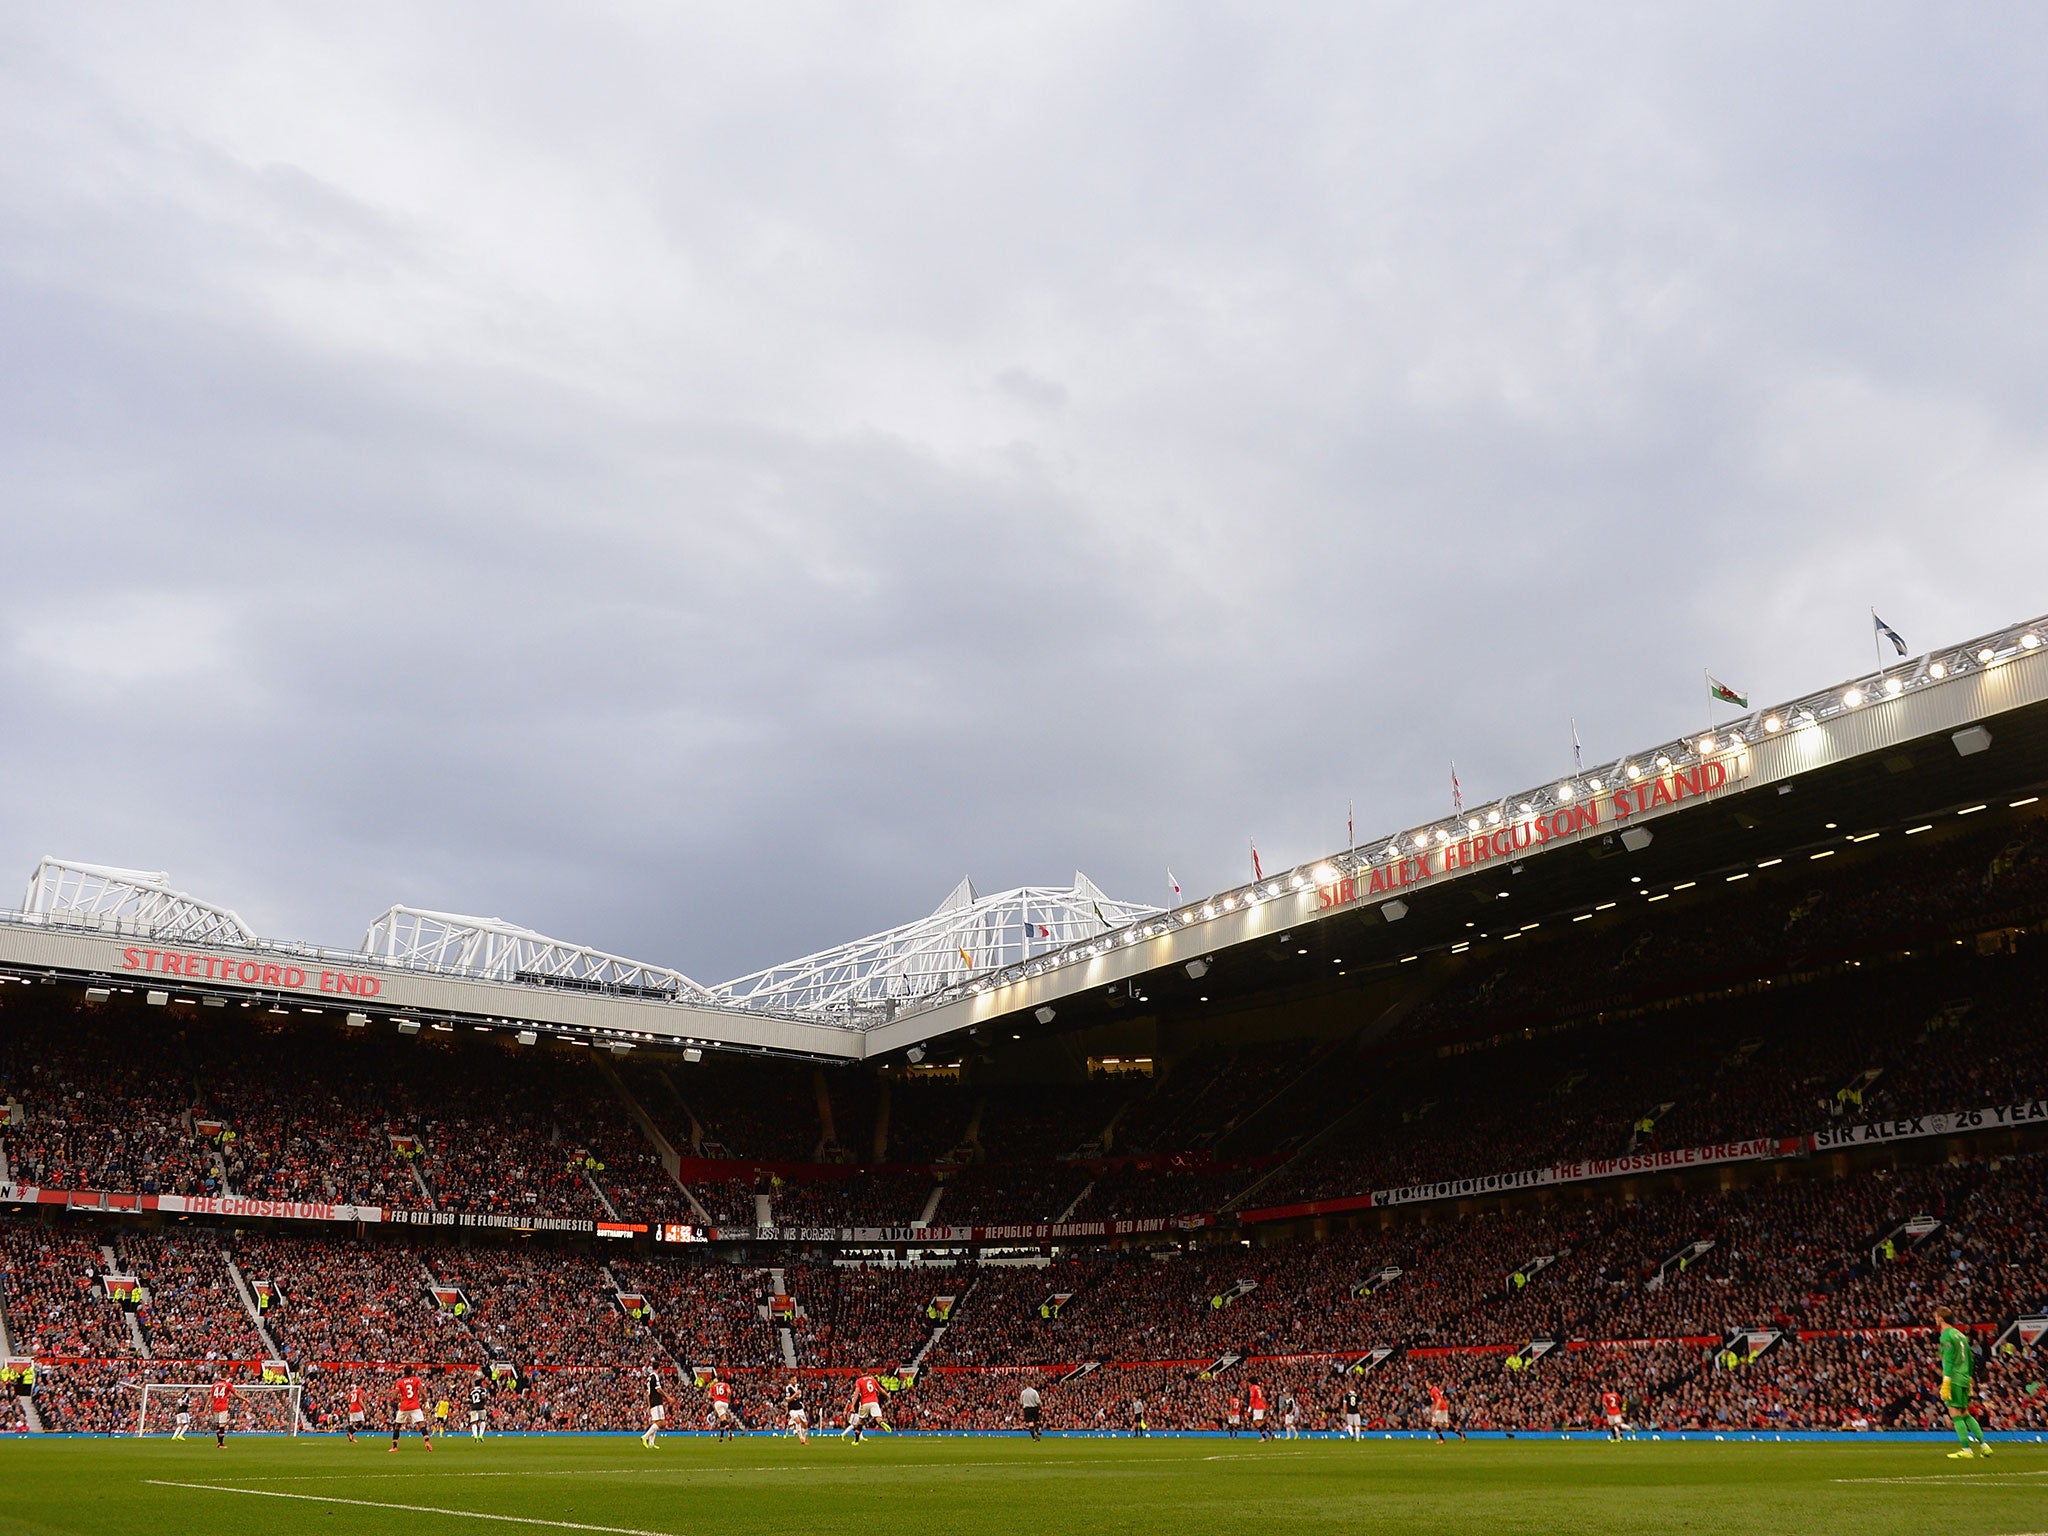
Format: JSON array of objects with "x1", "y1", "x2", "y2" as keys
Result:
[{"x1": 3, "y1": 4, "x2": 2047, "y2": 980}]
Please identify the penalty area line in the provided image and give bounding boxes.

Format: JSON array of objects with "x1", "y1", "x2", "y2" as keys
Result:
[{"x1": 143, "y1": 1480, "x2": 677, "y2": 1536}]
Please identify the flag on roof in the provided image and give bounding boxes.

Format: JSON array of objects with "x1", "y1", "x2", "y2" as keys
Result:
[
  {"x1": 958, "y1": 948, "x2": 974, "y2": 970},
  {"x1": 1707, "y1": 674, "x2": 1747, "y2": 708},
  {"x1": 1451, "y1": 763, "x2": 1463, "y2": 816},
  {"x1": 1168, "y1": 871, "x2": 1181, "y2": 899},
  {"x1": 1092, "y1": 902, "x2": 1111, "y2": 931},
  {"x1": 1250, "y1": 841, "x2": 1264, "y2": 881},
  {"x1": 1571, "y1": 718, "x2": 1583, "y2": 773},
  {"x1": 1873, "y1": 611, "x2": 1908, "y2": 656}
]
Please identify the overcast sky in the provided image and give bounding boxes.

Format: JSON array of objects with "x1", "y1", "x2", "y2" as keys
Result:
[{"x1": 3, "y1": 4, "x2": 2046, "y2": 981}]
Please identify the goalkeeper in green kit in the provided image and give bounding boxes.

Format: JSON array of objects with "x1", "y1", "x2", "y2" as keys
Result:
[{"x1": 1935, "y1": 1305, "x2": 1990, "y2": 1459}]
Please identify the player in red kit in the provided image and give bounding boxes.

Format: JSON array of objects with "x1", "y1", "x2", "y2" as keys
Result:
[
  {"x1": 843, "y1": 1372, "x2": 890, "y2": 1442},
  {"x1": 1427, "y1": 1382, "x2": 1464, "y2": 1442},
  {"x1": 390, "y1": 1369, "x2": 433, "y2": 1451},
  {"x1": 1601, "y1": 1390, "x2": 1628, "y2": 1440},
  {"x1": 708, "y1": 1374, "x2": 736, "y2": 1442},
  {"x1": 345, "y1": 1382, "x2": 367, "y2": 1443},
  {"x1": 1247, "y1": 1380, "x2": 1272, "y2": 1442},
  {"x1": 209, "y1": 1377, "x2": 239, "y2": 1448},
  {"x1": 1225, "y1": 1394, "x2": 1242, "y2": 1438}
]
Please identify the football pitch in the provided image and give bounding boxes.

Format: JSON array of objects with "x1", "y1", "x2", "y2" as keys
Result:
[{"x1": 5, "y1": 1435, "x2": 2046, "y2": 1536}]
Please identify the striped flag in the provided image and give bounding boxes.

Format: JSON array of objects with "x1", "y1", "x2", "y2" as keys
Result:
[
  {"x1": 1250, "y1": 841, "x2": 1264, "y2": 881},
  {"x1": 1873, "y1": 611, "x2": 1908, "y2": 656},
  {"x1": 958, "y1": 948, "x2": 974, "y2": 970},
  {"x1": 1707, "y1": 674, "x2": 1747, "y2": 708},
  {"x1": 1451, "y1": 763, "x2": 1463, "y2": 816}
]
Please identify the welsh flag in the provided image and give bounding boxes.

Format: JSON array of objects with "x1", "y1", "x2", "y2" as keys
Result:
[{"x1": 1707, "y1": 675, "x2": 1747, "y2": 708}]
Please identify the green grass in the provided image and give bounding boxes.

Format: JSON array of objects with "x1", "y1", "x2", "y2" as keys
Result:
[{"x1": 4, "y1": 1434, "x2": 2046, "y2": 1536}]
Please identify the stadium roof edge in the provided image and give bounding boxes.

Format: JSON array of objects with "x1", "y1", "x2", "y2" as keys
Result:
[{"x1": 862, "y1": 608, "x2": 2048, "y2": 1055}]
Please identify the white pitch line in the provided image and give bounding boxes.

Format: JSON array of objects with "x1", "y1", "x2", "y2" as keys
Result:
[
  {"x1": 1833, "y1": 1469, "x2": 2048, "y2": 1485},
  {"x1": 143, "y1": 1479, "x2": 677, "y2": 1535}
]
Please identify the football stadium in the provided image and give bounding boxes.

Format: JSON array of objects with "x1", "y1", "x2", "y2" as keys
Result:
[
  {"x1": 5, "y1": 612, "x2": 2048, "y2": 1533},
  {"x1": 11, "y1": 9, "x2": 2048, "y2": 1535}
]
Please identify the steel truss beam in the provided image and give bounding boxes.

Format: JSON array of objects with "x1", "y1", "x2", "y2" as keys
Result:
[
  {"x1": 21, "y1": 858, "x2": 256, "y2": 946},
  {"x1": 360, "y1": 905, "x2": 714, "y2": 1003},
  {"x1": 710, "y1": 874, "x2": 1160, "y2": 1024}
]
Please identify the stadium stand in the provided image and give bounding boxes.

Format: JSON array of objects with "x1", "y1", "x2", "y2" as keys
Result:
[{"x1": 4, "y1": 789, "x2": 2046, "y2": 1434}]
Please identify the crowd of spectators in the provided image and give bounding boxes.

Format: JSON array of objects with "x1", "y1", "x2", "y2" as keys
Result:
[
  {"x1": 769, "y1": 1171, "x2": 934, "y2": 1230},
  {"x1": 787, "y1": 1263, "x2": 934, "y2": 1368},
  {"x1": 189, "y1": 1028, "x2": 423, "y2": 1209},
  {"x1": 1, "y1": 1225, "x2": 132, "y2": 1358},
  {"x1": 428, "y1": 1249, "x2": 660, "y2": 1372},
  {"x1": 116, "y1": 1231, "x2": 264, "y2": 1362},
  {"x1": 5, "y1": 1140, "x2": 2044, "y2": 1432},
  {"x1": 238, "y1": 1233, "x2": 479, "y2": 1369},
  {"x1": 1250, "y1": 943, "x2": 2048, "y2": 1212},
  {"x1": 0, "y1": 1010, "x2": 215, "y2": 1195},
  {"x1": 609, "y1": 1257, "x2": 779, "y2": 1370}
]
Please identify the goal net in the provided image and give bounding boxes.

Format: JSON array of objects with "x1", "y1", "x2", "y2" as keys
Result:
[{"x1": 135, "y1": 1381, "x2": 305, "y2": 1437}]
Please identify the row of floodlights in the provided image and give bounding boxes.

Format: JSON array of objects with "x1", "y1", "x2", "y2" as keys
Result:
[
  {"x1": 82, "y1": 983, "x2": 710, "y2": 1062},
  {"x1": 969, "y1": 633, "x2": 2043, "y2": 995}
]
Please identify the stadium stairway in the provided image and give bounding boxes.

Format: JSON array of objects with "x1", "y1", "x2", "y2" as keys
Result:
[
  {"x1": 402, "y1": 1157, "x2": 437, "y2": 1209},
  {"x1": 597, "y1": 1055, "x2": 706, "y2": 1218},
  {"x1": 220, "y1": 1248, "x2": 284, "y2": 1362},
  {"x1": 905, "y1": 1272, "x2": 977, "y2": 1377},
  {"x1": 582, "y1": 1170, "x2": 623, "y2": 1221},
  {"x1": 601, "y1": 1263, "x2": 688, "y2": 1377},
  {"x1": 918, "y1": 1182, "x2": 944, "y2": 1227},
  {"x1": 1221, "y1": 979, "x2": 1448, "y2": 1208},
  {"x1": 0, "y1": 1276, "x2": 39, "y2": 1428},
  {"x1": 417, "y1": 1256, "x2": 492, "y2": 1360},
  {"x1": 770, "y1": 1261, "x2": 794, "y2": 1368},
  {"x1": 101, "y1": 1244, "x2": 151, "y2": 1358}
]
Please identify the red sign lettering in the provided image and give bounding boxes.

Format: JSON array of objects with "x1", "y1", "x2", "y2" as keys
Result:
[{"x1": 119, "y1": 947, "x2": 380, "y2": 999}]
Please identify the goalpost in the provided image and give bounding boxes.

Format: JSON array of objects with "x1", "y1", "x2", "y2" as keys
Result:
[{"x1": 135, "y1": 1381, "x2": 306, "y2": 1437}]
